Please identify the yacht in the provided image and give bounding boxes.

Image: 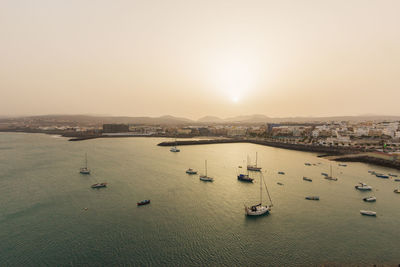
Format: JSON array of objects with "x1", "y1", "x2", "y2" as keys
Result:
[
  {"x1": 355, "y1": 182, "x2": 372, "y2": 191},
  {"x1": 324, "y1": 165, "x2": 338, "y2": 181},
  {"x1": 170, "y1": 139, "x2": 180, "y2": 152},
  {"x1": 186, "y1": 168, "x2": 197, "y2": 175},
  {"x1": 247, "y1": 153, "x2": 262, "y2": 172},
  {"x1": 244, "y1": 172, "x2": 273, "y2": 216},
  {"x1": 79, "y1": 153, "x2": 91, "y2": 174},
  {"x1": 237, "y1": 173, "x2": 254, "y2": 183},
  {"x1": 360, "y1": 210, "x2": 376, "y2": 216},
  {"x1": 199, "y1": 160, "x2": 213, "y2": 182}
]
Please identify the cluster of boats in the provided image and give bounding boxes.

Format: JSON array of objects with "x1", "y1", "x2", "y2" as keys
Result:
[{"x1": 79, "y1": 153, "x2": 150, "y2": 206}]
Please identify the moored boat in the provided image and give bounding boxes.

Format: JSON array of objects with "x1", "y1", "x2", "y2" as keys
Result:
[
  {"x1": 277, "y1": 182, "x2": 283, "y2": 186},
  {"x1": 137, "y1": 199, "x2": 150, "y2": 206},
  {"x1": 247, "y1": 152, "x2": 262, "y2": 172},
  {"x1": 79, "y1": 153, "x2": 91, "y2": 174},
  {"x1": 303, "y1": 177, "x2": 312, "y2": 182},
  {"x1": 338, "y1": 164, "x2": 347, "y2": 167},
  {"x1": 91, "y1": 182, "x2": 107, "y2": 188},
  {"x1": 376, "y1": 174, "x2": 389, "y2": 179},
  {"x1": 360, "y1": 210, "x2": 376, "y2": 216},
  {"x1": 199, "y1": 160, "x2": 214, "y2": 182},
  {"x1": 324, "y1": 165, "x2": 338, "y2": 181},
  {"x1": 237, "y1": 173, "x2": 254, "y2": 182},
  {"x1": 304, "y1": 163, "x2": 312, "y2": 166},
  {"x1": 394, "y1": 189, "x2": 400, "y2": 193},
  {"x1": 321, "y1": 172, "x2": 328, "y2": 177},
  {"x1": 305, "y1": 196, "x2": 319, "y2": 200},
  {"x1": 278, "y1": 171, "x2": 285, "y2": 175},
  {"x1": 394, "y1": 179, "x2": 400, "y2": 182},
  {"x1": 186, "y1": 168, "x2": 197, "y2": 174},
  {"x1": 245, "y1": 172, "x2": 272, "y2": 216},
  {"x1": 363, "y1": 196, "x2": 376, "y2": 202},
  {"x1": 355, "y1": 182, "x2": 372, "y2": 191},
  {"x1": 389, "y1": 173, "x2": 398, "y2": 177}
]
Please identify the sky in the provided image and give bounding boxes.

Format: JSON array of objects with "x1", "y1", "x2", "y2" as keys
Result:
[{"x1": 1, "y1": 0, "x2": 399, "y2": 119}]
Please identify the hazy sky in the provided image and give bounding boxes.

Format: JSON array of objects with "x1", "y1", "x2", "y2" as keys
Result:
[{"x1": 1, "y1": 0, "x2": 399, "y2": 119}]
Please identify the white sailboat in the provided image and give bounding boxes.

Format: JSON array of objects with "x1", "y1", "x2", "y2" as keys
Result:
[
  {"x1": 324, "y1": 165, "x2": 337, "y2": 181},
  {"x1": 245, "y1": 172, "x2": 272, "y2": 216},
  {"x1": 247, "y1": 152, "x2": 262, "y2": 171},
  {"x1": 170, "y1": 138, "x2": 180, "y2": 152},
  {"x1": 200, "y1": 160, "x2": 213, "y2": 182},
  {"x1": 79, "y1": 153, "x2": 91, "y2": 174}
]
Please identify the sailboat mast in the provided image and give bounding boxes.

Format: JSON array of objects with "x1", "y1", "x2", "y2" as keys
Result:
[
  {"x1": 256, "y1": 152, "x2": 258, "y2": 167},
  {"x1": 260, "y1": 173, "x2": 262, "y2": 204},
  {"x1": 330, "y1": 165, "x2": 332, "y2": 177},
  {"x1": 205, "y1": 160, "x2": 207, "y2": 176},
  {"x1": 85, "y1": 153, "x2": 88, "y2": 168}
]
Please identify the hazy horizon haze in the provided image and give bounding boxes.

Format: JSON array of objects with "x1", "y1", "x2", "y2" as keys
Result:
[{"x1": 1, "y1": 0, "x2": 400, "y2": 119}]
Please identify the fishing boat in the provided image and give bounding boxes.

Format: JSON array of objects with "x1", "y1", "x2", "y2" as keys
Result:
[
  {"x1": 199, "y1": 160, "x2": 214, "y2": 182},
  {"x1": 137, "y1": 199, "x2": 150, "y2": 206},
  {"x1": 91, "y1": 182, "x2": 107, "y2": 189},
  {"x1": 305, "y1": 196, "x2": 319, "y2": 200},
  {"x1": 79, "y1": 153, "x2": 91, "y2": 174},
  {"x1": 278, "y1": 171, "x2": 285, "y2": 175},
  {"x1": 170, "y1": 138, "x2": 180, "y2": 152},
  {"x1": 324, "y1": 165, "x2": 338, "y2": 181},
  {"x1": 247, "y1": 153, "x2": 262, "y2": 172},
  {"x1": 360, "y1": 210, "x2": 376, "y2": 216},
  {"x1": 186, "y1": 168, "x2": 197, "y2": 174},
  {"x1": 355, "y1": 182, "x2": 372, "y2": 191},
  {"x1": 244, "y1": 173, "x2": 273, "y2": 216},
  {"x1": 363, "y1": 196, "x2": 376, "y2": 202},
  {"x1": 394, "y1": 189, "x2": 400, "y2": 193},
  {"x1": 237, "y1": 173, "x2": 254, "y2": 183},
  {"x1": 303, "y1": 177, "x2": 312, "y2": 182}
]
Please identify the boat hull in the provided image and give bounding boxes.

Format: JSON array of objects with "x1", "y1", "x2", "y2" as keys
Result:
[
  {"x1": 137, "y1": 200, "x2": 150, "y2": 206},
  {"x1": 245, "y1": 205, "x2": 270, "y2": 216},
  {"x1": 360, "y1": 210, "x2": 376, "y2": 216}
]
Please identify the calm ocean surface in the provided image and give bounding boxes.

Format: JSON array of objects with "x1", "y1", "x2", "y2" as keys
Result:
[{"x1": 1, "y1": 133, "x2": 399, "y2": 266}]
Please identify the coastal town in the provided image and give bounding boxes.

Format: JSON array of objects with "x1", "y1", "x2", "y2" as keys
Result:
[{"x1": 1, "y1": 115, "x2": 400, "y2": 151}]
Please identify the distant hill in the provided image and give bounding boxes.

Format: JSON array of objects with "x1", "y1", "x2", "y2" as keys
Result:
[{"x1": 1, "y1": 114, "x2": 399, "y2": 126}]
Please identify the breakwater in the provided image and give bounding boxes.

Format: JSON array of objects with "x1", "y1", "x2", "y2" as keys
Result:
[{"x1": 157, "y1": 139, "x2": 361, "y2": 155}]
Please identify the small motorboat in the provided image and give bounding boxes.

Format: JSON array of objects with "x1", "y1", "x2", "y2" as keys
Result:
[
  {"x1": 363, "y1": 196, "x2": 376, "y2": 202},
  {"x1": 338, "y1": 164, "x2": 347, "y2": 167},
  {"x1": 137, "y1": 199, "x2": 150, "y2": 206},
  {"x1": 305, "y1": 196, "x2": 319, "y2": 200},
  {"x1": 277, "y1": 182, "x2": 284, "y2": 186},
  {"x1": 394, "y1": 189, "x2": 400, "y2": 193},
  {"x1": 91, "y1": 182, "x2": 107, "y2": 189},
  {"x1": 360, "y1": 210, "x2": 376, "y2": 216},
  {"x1": 200, "y1": 175, "x2": 214, "y2": 182},
  {"x1": 237, "y1": 174, "x2": 254, "y2": 182},
  {"x1": 321, "y1": 172, "x2": 328, "y2": 177},
  {"x1": 304, "y1": 163, "x2": 312, "y2": 166},
  {"x1": 170, "y1": 147, "x2": 180, "y2": 152},
  {"x1": 355, "y1": 182, "x2": 372, "y2": 191},
  {"x1": 303, "y1": 177, "x2": 312, "y2": 182},
  {"x1": 278, "y1": 171, "x2": 285, "y2": 175},
  {"x1": 376, "y1": 174, "x2": 389, "y2": 179},
  {"x1": 389, "y1": 173, "x2": 398, "y2": 177},
  {"x1": 186, "y1": 168, "x2": 197, "y2": 174},
  {"x1": 394, "y1": 179, "x2": 400, "y2": 182}
]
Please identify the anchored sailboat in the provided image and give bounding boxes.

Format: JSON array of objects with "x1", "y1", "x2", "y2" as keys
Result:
[
  {"x1": 170, "y1": 138, "x2": 180, "y2": 152},
  {"x1": 79, "y1": 153, "x2": 91, "y2": 175},
  {"x1": 324, "y1": 165, "x2": 337, "y2": 181},
  {"x1": 247, "y1": 152, "x2": 262, "y2": 171},
  {"x1": 244, "y1": 172, "x2": 273, "y2": 216},
  {"x1": 200, "y1": 160, "x2": 213, "y2": 182}
]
